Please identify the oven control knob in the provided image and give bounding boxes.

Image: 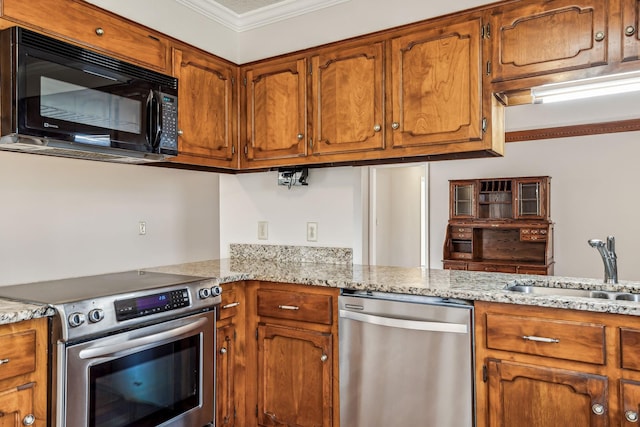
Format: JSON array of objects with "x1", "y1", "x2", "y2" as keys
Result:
[
  {"x1": 68, "y1": 312, "x2": 86, "y2": 328},
  {"x1": 88, "y1": 309, "x2": 104, "y2": 323},
  {"x1": 211, "y1": 285, "x2": 222, "y2": 297},
  {"x1": 198, "y1": 288, "x2": 211, "y2": 299}
]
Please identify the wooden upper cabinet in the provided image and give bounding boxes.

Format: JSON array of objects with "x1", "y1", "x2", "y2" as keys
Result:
[
  {"x1": 242, "y1": 58, "x2": 307, "y2": 164},
  {"x1": 1, "y1": 0, "x2": 169, "y2": 72},
  {"x1": 309, "y1": 42, "x2": 385, "y2": 156},
  {"x1": 389, "y1": 18, "x2": 483, "y2": 149},
  {"x1": 490, "y1": 0, "x2": 609, "y2": 82},
  {"x1": 621, "y1": 0, "x2": 640, "y2": 62},
  {"x1": 171, "y1": 47, "x2": 237, "y2": 168}
]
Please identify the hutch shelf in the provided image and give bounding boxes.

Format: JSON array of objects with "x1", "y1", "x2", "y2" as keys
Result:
[{"x1": 443, "y1": 176, "x2": 554, "y2": 275}]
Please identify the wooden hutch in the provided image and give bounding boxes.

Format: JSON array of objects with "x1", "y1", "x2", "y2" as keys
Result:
[{"x1": 443, "y1": 176, "x2": 554, "y2": 275}]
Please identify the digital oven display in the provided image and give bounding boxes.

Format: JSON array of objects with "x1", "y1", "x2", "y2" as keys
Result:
[{"x1": 115, "y1": 289, "x2": 190, "y2": 321}]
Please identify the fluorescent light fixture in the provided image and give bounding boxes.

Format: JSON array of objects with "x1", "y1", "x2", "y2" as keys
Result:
[{"x1": 531, "y1": 71, "x2": 640, "y2": 104}]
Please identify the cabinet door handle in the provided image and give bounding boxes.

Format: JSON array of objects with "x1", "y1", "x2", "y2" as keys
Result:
[
  {"x1": 23, "y1": 414, "x2": 35, "y2": 426},
  {"x1": 592, "y1": 403, "x2": 605, "y2": 415},
  {"x1": 278, "y1": 305, "x2": 299, "y2": 310},
  {"x1": 320, "y1": 354, "x2": 328, "y2": 362},
  {"x1": 222, "y1": 302, "x2": 240, "y2": 309},
  {"x1": 626, "y1": 410, "x2": 639, "y2": 422},
  {"x1": 0, "y1": 358, "x2": 9, "y2": 365},
  {"x1": 219, "y1": 347, "x2": 227, "y2": 355},
  {"x1": 522, "y1": 335, "x2": 559, "y2": 344},
  {"x1": 391, "y1": 122, "x2": 400, "y2": 130},
  {"x1": 373, "y1": 124, "x2": 381, "y2": 132},
  {"x1": 594, "y1": 31, "x2": 605, "y2": 42},
  {"x1": 95, "y1": 27, "x2": 105, "y2": 36},
  {"x1": 297, "y1": 133, "x2": 304, "y2": 140}
]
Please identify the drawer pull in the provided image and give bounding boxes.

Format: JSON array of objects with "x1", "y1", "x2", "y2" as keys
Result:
[
  {"x1": 278, "y1": 305, "x2": 300, "y2": 311},
  {"x1": 0, "y1": 358, "x2": 9, "y2": 365},
  {"x1": 522, "y1": 335, "x2": 559, "y2": 344},
  {"x1": 626, "y1": 410, "x2": 639, "y2": 422},
  {"x1": 222, "y1": 302, "x2": 240, "y2": 309}
]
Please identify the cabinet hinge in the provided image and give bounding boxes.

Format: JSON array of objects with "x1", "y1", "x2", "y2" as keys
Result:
[
  {"x1": 309, "y1": 138, "x2": 313, "y2": 149},
  {"x1": 231, "y1": 145, "x2": 236, "y2": 155},
  {"x1": 243, "y1": 77, "x2": 247, "y2": 86},
  {"x1": 482, "y1": 365, "x2": 488, "y2": 383},
  {"x1": 255, "y1": 405, "x2": 259, "y2": 417},
  {"x1": 309, "y1": 63, "x2": 313, "y2": 75},
  {"x1": 255, "y1": 327, "x2": 259, "y2": 340},
  {"x1": 482, "y1": 23, "x2": 491, "y2": 39},
  {"x1": 486, "y1": 60, "x2": 492, "y2": 76},
  {"x1": 233, "y1": 329, "x2": 237, "y2": 341},
  {"x1": 244, "y1": 145, "x2": 248, "y2": 155},
  {"x1": 231, "y1": 76, "x2": 235, "y2": 85},
  {"x1": 482, "y1": 118, "x2": 487, "y2": 133}
]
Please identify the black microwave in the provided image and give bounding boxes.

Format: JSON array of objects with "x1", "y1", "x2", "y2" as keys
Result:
[{"x1": 0, "y1": 27, "x2": 179, "y2": 163}]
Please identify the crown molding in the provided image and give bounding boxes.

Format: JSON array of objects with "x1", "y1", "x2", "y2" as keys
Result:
[{"x1": 175, "y1": 0, "x2": 350, "y2": 32}]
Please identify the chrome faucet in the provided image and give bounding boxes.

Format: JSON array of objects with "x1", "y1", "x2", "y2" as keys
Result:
[{"x1": 588, "y1": 236, "x2": 618, "y2": 284}]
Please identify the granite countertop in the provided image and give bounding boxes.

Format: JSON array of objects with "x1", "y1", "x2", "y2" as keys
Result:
[
  {"x1": 4, "y1": 246, "x2": 640, "y2": 325},
  {"x1": 146, "y1": 257, "x2": 640, "y2": 316}
]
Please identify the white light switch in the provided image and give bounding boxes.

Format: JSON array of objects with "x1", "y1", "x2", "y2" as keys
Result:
[
  {"x1": 258, "y1": 221, "x2": 268, "y2": 240},
  {"x1": 138, "y1": 221, "x2": 146, "y2": 235}
]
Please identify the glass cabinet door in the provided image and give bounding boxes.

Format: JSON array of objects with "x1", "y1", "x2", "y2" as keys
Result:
[
  {"x1": 516, "y1": 178, "x2": 548, "y2": 219},
  {"x1": 451, "y1": 182, "x2": 475, "y2": 218}
]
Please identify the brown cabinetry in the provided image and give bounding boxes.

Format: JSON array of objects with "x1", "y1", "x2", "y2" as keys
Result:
[
  {"x1": 0, "y1": 318, "x2": 47, "y2": 427},
  {"x1": 621, "y1": 0, "x2": 640, "y2": 62},
  {"x1": 171, "y1": 46, "x2": 238, "y2": 169},
  {"x1": 246, "y1": 282, "x2": 339, "y2": 427},
  {"x1": 1, "y1": 0, "x2": 170, "y2": 72},
  {"x1": 241, "y1": 58, "x2": 308, "y2": 165},
  {"x1": 476, "y1": 301, "x2": 640, "y2": 427},
  {"x1": 216, "y1": 283, "x2": 245, "y2": 427},
  {"x1": 443, "y1": 176, "x2": 553, "y2": 274}
]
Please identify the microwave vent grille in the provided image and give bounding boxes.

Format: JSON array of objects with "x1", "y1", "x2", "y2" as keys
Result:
[{"x1": 17, "y1": 27, "x2": 177, "y2": 90}]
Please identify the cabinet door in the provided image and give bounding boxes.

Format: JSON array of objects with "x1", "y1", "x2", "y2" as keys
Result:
[
  {"x1": 310, "y1": 42, "x2": 385, "y2": 156},
  {"x1": 2, "y1": 0, "x2": 169, "y2": 71},
  {"x1": 450, "y1": 180, "x2": 477, "y2": 219},
  {"x1": 390, "y1": 18, "x2": 483, "y2": 148},
  {"x1": 487, "y1": 359, "x2": 608, "y2": 427},
  {"x1": 243, "y1": 59, "x2": 307, "y2": 163},
  {"x1": 0, "y1": 385, "x2": 35, "y2": 427},
  {"x1": 622, "y1": 0, "x2": 640, "y2": 62},
  {"x1": 216, "y1": 323, "x2": 236, "y2": 427},
  {"x1": 172, "y1": 48, "x2": 236, "y2": 168},
  {"x1": 621, "y1": 380, "x2": 640, "y2": 426},
  {"x1": 514, "y1": 177, "x2": 548, "y2": 220},
  {"x1": 257, "y1": 324, "x2": 332, "y2": 427},
  {"x1": 490, "y1": 0, "x2": 609, "y2": 82}
]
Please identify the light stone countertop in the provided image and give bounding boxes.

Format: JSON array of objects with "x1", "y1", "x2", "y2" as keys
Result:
[
  {"x1": 4, "y1": 257, "x2": 640, "y2": 326},
  {"x1": 146, "y1": 258, "x2": 640, "y2": 316}
]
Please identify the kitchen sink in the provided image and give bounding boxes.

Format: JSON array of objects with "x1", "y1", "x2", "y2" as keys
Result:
[{"x1": 505, "y1": 284, "x2": 640, "y2": 301}]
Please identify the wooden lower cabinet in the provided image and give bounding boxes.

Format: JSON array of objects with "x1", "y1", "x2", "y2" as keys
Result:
[
  {"x1": 476, "y1": 301, "x2": 640, "y2": 427},
  {"x1": 487, "y1": 359, "x2": 608, "y2": 427},
  {"x1": 257, "y1": 324, "x2": 332, "y2": 427},
  {"x1": 216, "y1": 282, "x2": 246, "y2": 427},
  {"x1": 0, "y1": 318, "x2": 47, "y2": 427},
  {"x1": 244, "y1": 281, "x2": 339, "y2": 427}
]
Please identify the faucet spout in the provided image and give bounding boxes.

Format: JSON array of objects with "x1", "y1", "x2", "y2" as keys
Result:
[{"x1": 588, "y1": 236, "x2": 618, "y2": 284}]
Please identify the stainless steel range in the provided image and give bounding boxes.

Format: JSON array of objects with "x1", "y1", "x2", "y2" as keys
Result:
[{"x1": 0, "y1": 270, "x2": 221, "y2": 427}]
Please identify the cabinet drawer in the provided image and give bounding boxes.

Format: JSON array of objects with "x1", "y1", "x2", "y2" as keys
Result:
[
  {"x1": 2, "y1": 0, "x2": 169, "y2": 71},
  {"x1": 0, "y1": 330, "x2": 36, "y2": 381},
  {"x1": 620, "y1": 328, "x2": 640, "y2": 371},
  {"x1": 451, "y1": 227, "x2": 473, "y2": 239},
  {"x1": 218, "y1": 288, "x2": 240, "y2": 321},
  {"x1": 486, "y1": 313, "x2": 605, "y2": 364},
  {"x1": 467, "y1": 263, "x2": 517, "y2": 273},
  {"x1": 257, "y1": 289, "x2": 332, "y2": 325},
  {"x1": 520, "y1": 228, "x2": 548, "y2": 242}
]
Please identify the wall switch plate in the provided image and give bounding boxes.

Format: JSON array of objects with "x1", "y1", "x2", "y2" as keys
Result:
[
  {"x1": 307, "y1": 222, "x2": 318, "y2": 242},
  {"x1": 138, "y1": 221, "x2": 146, "y2": 235},
  {"x1": 258, "y1": 221, "x2": 268, "y2": 240}
]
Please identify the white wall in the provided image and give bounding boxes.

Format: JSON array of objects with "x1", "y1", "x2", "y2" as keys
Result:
[
  {"x1": 218, "y1": 167, "x2": 358, "y2": 258},
  {"x1": 0, "y1": 152, "x2": 219, "y2": 285}
]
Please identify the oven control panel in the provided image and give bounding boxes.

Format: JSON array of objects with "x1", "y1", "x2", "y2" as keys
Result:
[{"x1": 114, "y1": 288, "x2": 190, "y2": 321}]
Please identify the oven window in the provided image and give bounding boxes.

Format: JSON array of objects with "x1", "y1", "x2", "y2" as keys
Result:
[{"x1": 89, "y1": 334, "x2": 200, "y2": 427}]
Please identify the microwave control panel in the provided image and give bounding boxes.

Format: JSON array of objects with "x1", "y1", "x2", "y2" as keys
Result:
[{"x1": 159, "y1": 93, "x2": 178, "y2": 151}]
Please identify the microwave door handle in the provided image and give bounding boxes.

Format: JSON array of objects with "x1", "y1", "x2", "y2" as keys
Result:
[{"x1": 145, "y1": 90, "x2": 163, "y2": 150}]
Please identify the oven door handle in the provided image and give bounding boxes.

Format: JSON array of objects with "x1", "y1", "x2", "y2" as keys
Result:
[{"x1": 78, "y1": 317, "x2": 208, "y2": 359}]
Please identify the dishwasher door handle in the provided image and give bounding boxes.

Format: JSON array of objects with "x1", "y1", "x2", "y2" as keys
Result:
[{"x1": 339, "y1": 309, "x2": 468, "y2": 334}]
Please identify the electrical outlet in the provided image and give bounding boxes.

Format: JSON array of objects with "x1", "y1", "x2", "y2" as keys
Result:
[
  {"x1": 307, "y1": 222, "x2": 318, "y2": 242},
  {"x1": 258, "y1": 221, "x2": 268, "y2": 240},
  {"x1": 138, "y1": 221, "x2": 146, "y2": 235}
]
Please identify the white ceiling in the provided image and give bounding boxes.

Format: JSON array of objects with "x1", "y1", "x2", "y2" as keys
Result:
[{"x1": 175, "y1": 0, "x2": 350, "y2": 31}]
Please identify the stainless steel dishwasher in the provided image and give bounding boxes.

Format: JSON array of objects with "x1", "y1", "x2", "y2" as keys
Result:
[{"x1": 339, "y1": 290, "x2": 475, "y2": 427}]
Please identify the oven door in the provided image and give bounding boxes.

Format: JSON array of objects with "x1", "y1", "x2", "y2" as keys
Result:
[{"x1": 59, "y1": 311, "x2": 214, "y2": 427}]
